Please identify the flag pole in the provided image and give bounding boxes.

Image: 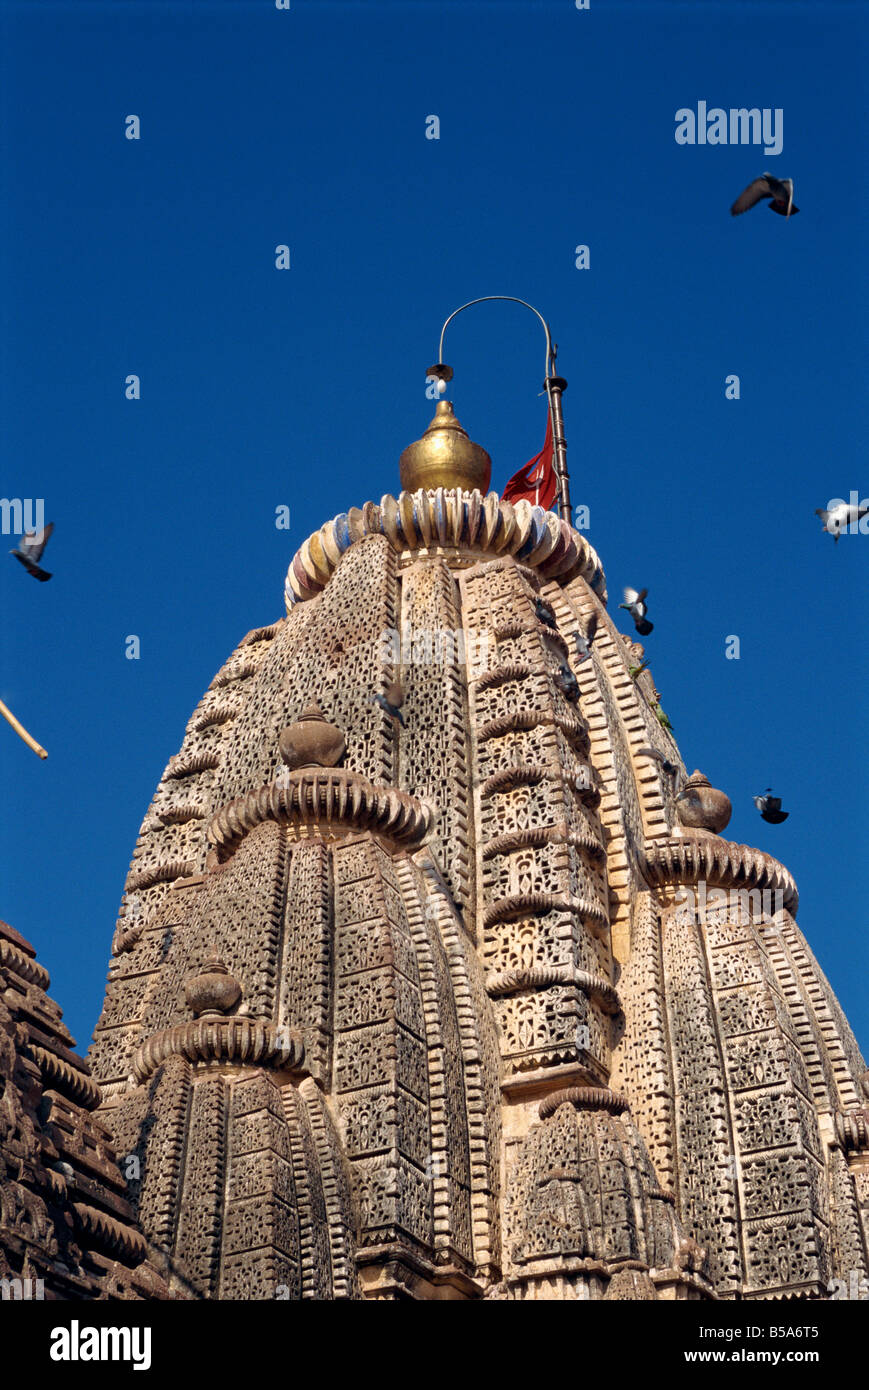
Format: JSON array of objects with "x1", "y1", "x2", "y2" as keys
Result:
[
  {"x1": 544, "y1": 361, "x2": 572, "y2": 524},
  {"x1": 430, "y1": 295, "x2": 573, "y2": 523}
]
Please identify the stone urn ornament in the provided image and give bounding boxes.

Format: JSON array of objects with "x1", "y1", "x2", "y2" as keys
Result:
[
  {"x1": 278, "y1": 702, "x2": 346, "y2": 770},
  {"x1": 674, "y1": 770, "x2": 732, "y2": 835},
  {"x1": 184, "y1": 949, "x2": 243, "y2": 1018}
]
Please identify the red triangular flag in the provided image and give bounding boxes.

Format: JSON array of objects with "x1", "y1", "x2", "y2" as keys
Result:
[{"x1": 501, "y1": 409, "x2": 558, "y2": 510}]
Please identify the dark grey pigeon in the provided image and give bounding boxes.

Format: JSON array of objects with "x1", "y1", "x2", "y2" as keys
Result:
[
  {"x1": 619, "y1": 587, "x2": 653, "y2": 637},
  {"x1": 534, "y1": 597, "x2": 558, "y2": 631},
  {"x1": 10, "y1": 522, "x2": 54, "y2": 581},
  {"x1": 373, "y1": 680, "x2": 406, "y2": 727},
  {"x1": 637, "y1": 746, "x2": 679, "y2": 779},
  {"x1": 555, "y1": 663, "x2": 579, "y2": 703},
  {"x1": 731, "y1": 174, "x2": 798, "y2": 218},
  {"x1": 754, "y1": 788, "x2": 789, "y2": 824},
  {"x1": 573, "y1": 610, "x2": 598, "y2": 663}
]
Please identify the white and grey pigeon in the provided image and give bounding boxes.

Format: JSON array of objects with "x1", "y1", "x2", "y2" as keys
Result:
[
  {"x1": 754, "y1": 789, "x2": 789, "y2": 824},
  {"x1": 619, "y1": 587, "x2": 653, "y2": 636},
  {"x1": 731, "y1": 174, "x2": 798, "y2": 218},
  {"x1": 9, "y1": 522, "x2": 54, "y2": 581},
  {"x1": 573, "y1": 611, "x2": 598, "y2": 663},
  {"x1": 815, "y1": 501, "x2": 868, "y2": 543}
]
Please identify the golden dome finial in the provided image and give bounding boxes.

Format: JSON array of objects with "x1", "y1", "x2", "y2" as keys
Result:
[{"x1": 399, "y1": 400, "x2": 492, "y2": 494}]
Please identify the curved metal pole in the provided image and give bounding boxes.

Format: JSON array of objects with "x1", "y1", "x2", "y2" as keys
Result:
[
  {"x1": 437, "y1": 295, "x2": 556, "y2": 381},
  {"x1": 436, "y1": 296, "x2": 571, "y2": 523}
]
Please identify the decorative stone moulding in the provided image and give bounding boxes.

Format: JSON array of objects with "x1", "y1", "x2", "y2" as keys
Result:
[
  {"x1": 538, "y1": 1086, "x2": 630, "y2": 1119},
  {"x1": 641, "y1": 833, "x2": 799, "y2": 914},
  {"x1": 0, "y1": 934, "x2": 50, "y2": 990},
  {"x1": 207, "y1": 768, "x2": 433, "y2": 862},
  {"x1": 485, "y1": 966, "x2": 622, "y2": 1016},
  {"x1": 482, "y1": 891, "x2": 609, "y2": 938},
  {"x1": 481, "y1": 823, "x2": 606, "y2": 862},
  {"x1": 73, "y1": 1203, "x2": 149, "y2": 1264},
  {"x1": 833, "y1": 1109, "x2": 869, "y2": 1152},
  {"x1": 477, "y1": 708, "x2": 590, "y2": 751},
  {"x1": 284, "y1": 487, "x2": 607, "y2": 611},
  {"x1": 130, "y1": 1017, "x2": 305, "y2": 1085},
  {"x1": 27, "y1": 1043, "x2": 102, "y2": 1111},
  {"x1": 126, "y1": 858, "x2": 195, "y2": 892}
]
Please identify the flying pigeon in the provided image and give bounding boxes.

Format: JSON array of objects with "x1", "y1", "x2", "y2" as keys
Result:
[
  {"x1": 815, "y1": 501, "x2": 868, "y2": 543},
  {"x1": 637, "y1": 745, "x2": 679, "y2": 779},
  {"x1": 731, "y1": 174, "x2": 799, "y2": 218},
  {"x1": 754, "y1": 788, "x2": 789, "y2": 824},
  {"x1": 9, "y1": 522, "x2": 54, "y2": 581},
  {"x1": 619, "y1": 587, "x2": 653, "y2": 637},
  {"x1": 373, "y1": 681, "x2": 406, "y2": 727},
  {"x1": 534, "y1": 597, "x2": 558, "y2": 631},
  {"x1": 573, "y1": 611, "x2": 598, "y2": 663}
]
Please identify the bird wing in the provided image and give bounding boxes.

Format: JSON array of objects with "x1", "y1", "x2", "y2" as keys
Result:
[
  {"x1": 730, "y1": 177, "x2": 772, "y2": 215},
  {"x1": 585, "y1": 611, "x2": 598, "y2": 646},
  {"x1": 636, "y1": 746, "x2": 665, "y2": 764},
  {"x1": 623, "y1": 587, "x2": 639, "y2": 605},
  {"x1": 19, "y1": 522, "x2": 53, "y2": 561}
]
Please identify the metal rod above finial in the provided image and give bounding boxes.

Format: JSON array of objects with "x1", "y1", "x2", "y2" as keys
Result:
[{"x1": 431, "y1": 295, "x2": 573, "y2": 524}]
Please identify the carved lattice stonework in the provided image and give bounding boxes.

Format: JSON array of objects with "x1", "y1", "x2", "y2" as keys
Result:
[{"x1": 16, "y1": 478, "x2": 854, "y2": 1303}]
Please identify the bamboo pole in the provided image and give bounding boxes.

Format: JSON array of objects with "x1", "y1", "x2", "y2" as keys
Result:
[{"x1": 0, "y1": 698, "x2": 48, "y2": 759}]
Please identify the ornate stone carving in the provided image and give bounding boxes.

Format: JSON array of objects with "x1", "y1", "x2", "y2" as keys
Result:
[{"x1": 56, "y1": 455, "x2": 864, "y2": 1302}]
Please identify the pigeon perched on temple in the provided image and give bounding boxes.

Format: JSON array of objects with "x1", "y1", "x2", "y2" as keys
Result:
[
  {"x1": 373, "y1": 681, "x2": 406, "y2": 727},
  {"x1": 555, "y1": 663, "x2": 579, "y2": 702},
  {"x1": 620, "y1": 587, "x2": 653, "y2": 636},
  {"x1": 637, "y1": 745, "x2": 679, "y2": 779},
  {"x1": 534, "y1": 597, "x2": 558, "y2": 631},
  {"x1": 731, "y1": 174, "x2": 798, "y2": 218},
  {"x1": 754, "y1": 789, "x2": 789, "y2": 823},
  {"x1": 573, "y1": 611, "x2": 598, "y2": 663},
  {"x1": 9, "y1": 522, "x2": 54, "y2": 581},
  {"x1": 815, "y1": 501, "x2": 868, "y2": 542}
]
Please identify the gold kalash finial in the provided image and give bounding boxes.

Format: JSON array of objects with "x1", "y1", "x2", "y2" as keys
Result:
[{"x1": 398, "y1": 398, "x2": 492, "y2": 493}]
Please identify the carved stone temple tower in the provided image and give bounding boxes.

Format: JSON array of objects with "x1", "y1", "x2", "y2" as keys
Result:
[{"x1": 81, "y1": 399, "x2": 868, "y2": 1301}]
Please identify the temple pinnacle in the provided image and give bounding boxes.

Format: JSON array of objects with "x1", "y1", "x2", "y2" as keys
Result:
[{"x1": 399, "y1": 399, "x2": 492, "y2": 494}]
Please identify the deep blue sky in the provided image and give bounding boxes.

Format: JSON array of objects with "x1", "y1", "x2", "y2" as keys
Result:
[{"x1": 1, "y1": 0, "x2": 866, "y2": 1057}]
